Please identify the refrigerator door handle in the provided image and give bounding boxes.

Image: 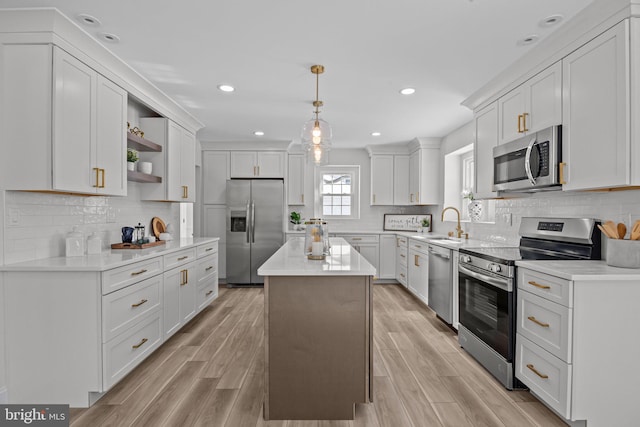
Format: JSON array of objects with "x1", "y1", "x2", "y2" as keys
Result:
[
  {"x1": 251, "y1": 201, "x2": 256, "y2": 243},
  {"x1": 246, "y1": 201, "x2": 251, "y2": 244}
]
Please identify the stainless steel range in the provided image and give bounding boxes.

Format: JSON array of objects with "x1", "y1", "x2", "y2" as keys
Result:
[{"x1": 457, "y1": 217, "x2": 601, "y2": 390}]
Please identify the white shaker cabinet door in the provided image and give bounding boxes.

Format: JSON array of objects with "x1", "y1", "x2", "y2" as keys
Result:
[
  {"x1": 202, "y1": 151, "x2": 230, "y2": 204},
  {"x1": 393, "y1": 155, "x2": 410, "y2": 205},
  {"x1": 474, "y1": 101, "x2": 498, "y2": 199},
  {"x1": 257, "y1": 151, "x2": 285, "y2": 178},
  {"x1": 371, "y1": 155, "x2": 394, "y2": 205},
  {"x1": 287, "y1": 154, "x2": 306, "y2": 205},
  {"x1": 498, "y1": 87, "x2": 525, "y2": 145},
  {"x1": 96, "y1": 75, "x2": 127, "y2": 196},
  {"x1": 230, "y1": 151, "x2": 258, "y2": 177},
  {"x1": 180, "y1": 129, "x2": 196, "y2": 202}
]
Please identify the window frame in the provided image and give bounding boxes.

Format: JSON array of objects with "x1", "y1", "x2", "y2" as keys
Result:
[{"x1": 314, "y1": 165, "x2": 360, "y2": 220}]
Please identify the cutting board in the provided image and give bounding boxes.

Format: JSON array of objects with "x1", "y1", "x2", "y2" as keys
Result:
[
  {"x1": 111, "y1": 241, "x2": 166, "y2": 250},
  {"x1": 151, "y1": 217, "x2": 166, "y2": 239}
]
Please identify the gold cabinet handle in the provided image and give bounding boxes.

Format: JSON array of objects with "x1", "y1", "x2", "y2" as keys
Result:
[
  {"x1": 528, "y1": 280, "x2": 551, "y2": 290},
  {"x1": 206, "y1": 290, "x2": 214, "y2": 296},
  {"x1": 131, "y1": 269, "x2": 148, "y2": 276},
  {"x1": 177, "y1": 256, "x2": 189, "y2": 261},
  {"x1": 180, "y1": 269, "x2": 188, "y2": 285},
  {"x1": 131, "y1": 299, "x2": 148, "y2": 308},
  {"x1": 100, "y1": 168, "x2": 105, "y2": 188},
  {"x1": 301, "y1": 194, "x2": 304, "y2": 203},
  {"x1": 400, "y1": 273, "x2": 405, "y2": 278},
  {"x1": 400, "y1": 254, "x2": 406, "y2": 258},
  {"x1": 517, "y1": 114, "x2": 523, "y2": 133},
  {"x1": 205, "y1": 266, "x2": 214, "y2": 271},
  {"x1": 253, "y1": 166, "x2": 257, "y2": 176},
  {"x1": 414, "y1": 255, "x2": 420, "y2": 267},
  {"x1": 410, "y1": 193, "x2": 414, "y2": 203},
  {"x1": 93, "y1": 168, "x2": 100, "y2": 188},
  {"x1": 527, "y1": 316, "x2": 550, "y2": 328},
  {"x1": 522, "y1": 112, "x2": 529, "y2": 132},
  {"x1": 416, "y1": 192, "x2": 419, "y2": 203},
  {"x1": 352, "y1": 237, "x2": 362, "y2": 241},
  {"x1": 132, "y1": 338, "x2": 148, "y2": 349},
  {"x1": 415, "y1": 245, "x2": 422, "y2": 248},
  {"x1": 559, "y1": 162, "x2": 567, "y2": 185},
  {"x1": 526, "y1": 364, "x2": 549, "y2": 379},
  {"x1": 182, "y1": 185, "x2": 188, "y2": 198},
  {"x1": 205, "y1": 247, "x2": 214, "y2": 252}
]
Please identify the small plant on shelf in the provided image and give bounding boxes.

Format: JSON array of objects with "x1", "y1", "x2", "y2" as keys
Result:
[
  {"x1": 290, "y1": 211, "x2": 301, "y2": 225},
  {"x1": 127, "y1": 148, "x2": 139, "y2": 163},
  {"x1": 421, "y1": 217, "x2": 430, "y2": 229},
  {"x1": 461, "y1": 188, "x2": 474, "y2": 201}
]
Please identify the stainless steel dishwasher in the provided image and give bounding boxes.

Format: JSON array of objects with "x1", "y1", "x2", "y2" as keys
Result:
[{"x1": 427, "y1": 244, "x2": 452, "y2": 324}]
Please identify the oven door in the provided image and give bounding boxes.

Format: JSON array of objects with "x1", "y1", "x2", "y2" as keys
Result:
[{"x1": 458, "y1": 264, "x2": 514, "y2": 361}]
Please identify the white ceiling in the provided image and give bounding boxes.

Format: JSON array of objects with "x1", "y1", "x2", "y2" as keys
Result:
[{"x1": 1, "y1": 0, "x2": 594, "y2": 148}]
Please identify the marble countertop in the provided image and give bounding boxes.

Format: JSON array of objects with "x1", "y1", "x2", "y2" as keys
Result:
[
  {"x1": 516, "y1": 260, "x2": 640, "y2": 281},
  {"x1": 258, "y1": 237, "x2": 376, "y2": 276},
  {"x1": 0, "y1": 237, "x2": 219, "y2": 272}
]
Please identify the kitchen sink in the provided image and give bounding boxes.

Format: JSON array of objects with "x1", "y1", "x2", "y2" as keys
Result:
[{"x1": 428, "y1": 238, "x2": 464, "y2": 244}]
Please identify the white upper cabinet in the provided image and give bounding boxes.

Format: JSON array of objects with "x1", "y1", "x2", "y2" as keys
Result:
[
  {"x1": 474, "y1": 101, "x2": 499, "y2": 199},
  {"x1": 202, "y1": 151, "x2": 230, "y2": 204},
  {"x1": 393, "y1": 155, "x2": 410, "y2": 205},
  {"x1": 0, "y1": 45, "x2": 126, "y2": 195},
  {"x1": 498, "y1": 62, "x2": 562, "y2": 145},
  {"x1": 139, "y1": 117, "x2": 196, "y2": 202},
  {"x1": 287, "y1": 154, "x2": 306, "y2": 205},
  {"x1": 409, "y1": 144, "x2": 440, "y2": 205},
  {"x1": 562, "y1": 20, "x2": 630, "y2": 191},
  {"x1": 370, "y1": 155, "x2": 394, "y2": 205},
  {"x1": 230, "y1": 151, "x2": 285, "y2": 178}
]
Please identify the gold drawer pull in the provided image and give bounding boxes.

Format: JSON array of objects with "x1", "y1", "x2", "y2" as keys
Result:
[
  {"x1": 205, "y1": 290, "x2": 214, "y2": 296},
  {"x1": 352, "y1": 237, "x2": 362, "y2": 241},
  {"x1": 93, "y1": 168, "x2": 100, "y2": 188},
  {"x1": 414, "y1": 255, "x2": 420, "y2": 267},
  {"x1": 400, "y1": 254, "x2": 406, "y2": 258},
  {"x1": 400, "y1": 273, "x2": 405, "y2": 278},
  {"x1": 527, "y1": 316, "x2": 550, "y2": 328},
  {"x1": 205, "y1": 247, "x2": 214, "y2": 252},
  {"x1": 131, "y1": 299, "x2": 148, "y2": 308},
  {"x1": 180, "y1": 269, "x2": 188, "y2": 285},
  {"x1": 528, "y1": 281, "x2": 551, "y2": 290},
  {"x1": 131, "y1": 269, "x2": 148, "y2": 276},
  {"x1": 526, "y1": 364, "x2": 549, "y2": 379},
  {"x1": 205, "y1": 266, "x2": 214, "y2": 271},
  {"x1": 177, "y1": 256, "x2": 189, "y2": 261},
  {"x1": 99, "y1": 169, "x2": 106, "y2": 188},
  {"x1": 132, "y1": 338, "x2": 148, "y2": 349},
  {"x1": 415, "y1": 245, "x2": 422, "y2": 249},
  {"x1": 559, "y1": 162, "x2": 567, "y2": 185}
]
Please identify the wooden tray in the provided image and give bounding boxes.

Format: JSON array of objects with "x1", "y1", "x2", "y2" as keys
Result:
[
  {"x1": 111, "y1": 241, "x2": 166, "y2": 250},
  {"x1": 151, "y1": 217, "x2": 166, "y2": 239}
]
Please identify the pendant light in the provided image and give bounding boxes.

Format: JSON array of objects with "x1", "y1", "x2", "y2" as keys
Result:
[{"x1": 301, "y1": 65, "x2": 332, "y2": 165}]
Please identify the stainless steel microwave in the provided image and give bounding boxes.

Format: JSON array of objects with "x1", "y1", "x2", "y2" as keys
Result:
[{"x1": 492, "y1": 125, "x2": 561, "y2": 192}]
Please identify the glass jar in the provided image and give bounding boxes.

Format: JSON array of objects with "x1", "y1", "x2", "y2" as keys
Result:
[{"x1": 304, "y1": 218, "x2": 329, "y2": 259}]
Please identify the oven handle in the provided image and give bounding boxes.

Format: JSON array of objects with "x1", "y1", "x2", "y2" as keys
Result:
[
  {"x1": 459, "y1": 264, "x2": 512, "y2": 292},
  {"x1": 524, "y1": 136, "x2": 537, "y2": 186}
]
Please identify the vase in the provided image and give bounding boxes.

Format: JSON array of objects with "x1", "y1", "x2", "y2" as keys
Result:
[
  {"x1": 127, "y1": 161, "x2": 136, "y2": 171},
  {"x1": 468, "y1": 200, "x2": 483, "y2": 222}
]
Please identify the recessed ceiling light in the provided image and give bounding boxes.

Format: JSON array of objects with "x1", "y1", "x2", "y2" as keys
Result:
[
  {"x1": 254, "y1": 131, "x2": 265, "y2": 136},
  {"x1": 371, "y1": 132, "x2": 381, "y2": 137},
  {"x1": 99, "y1": 32, "x2": 120, "y2": 43},
  {"x1": 400, "y1": 88, "x2": 415, "y2": 95},
  {"x1": 77, "y1": 14, "x2": 101, "y2": 27},
  {"x1": 540, "y1": 14, "x2": 563, "y2": 28},
  {"x1": 517, "y1": 35, "x2": 539, "y2": 46},
  {"x1": 217, "y1": 84, "x2": 235, "y2": 92}
]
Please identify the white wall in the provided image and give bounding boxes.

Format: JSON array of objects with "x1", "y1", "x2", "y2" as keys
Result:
[
  {"x1": 0, "y1": 190, "x2": 5, "y2": 402},
  {"x1": 289, "y1": 148, "x2": 428, "y2": 232}
]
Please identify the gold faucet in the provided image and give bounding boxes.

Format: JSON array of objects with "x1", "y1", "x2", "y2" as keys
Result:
[{"x1": 441, "y1": 207, "x2": 464, "y2": 239}]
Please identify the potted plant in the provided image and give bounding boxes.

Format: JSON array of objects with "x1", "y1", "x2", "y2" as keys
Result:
[
  {"x1": 290, "y1": 211, "x2": 303, "y2": 230},
  {"x1": 421, "y1": 217, "x2": 430, "y2": 232},
  {"x1": 127, "y1": 148, "x2": 139, "y2": 171}
]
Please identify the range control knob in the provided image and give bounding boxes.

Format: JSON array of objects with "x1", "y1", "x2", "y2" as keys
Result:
[
  {"x1": 488, "y1": 263, "x2": 502, "y2": 273},
  {"x1": 460, "y1": 255, "x2": 472, "y2": 263}
]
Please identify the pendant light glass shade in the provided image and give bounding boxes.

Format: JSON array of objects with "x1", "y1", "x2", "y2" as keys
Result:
[{"x1": 301, "y1": 65, "x2": 332, "y2": 165}]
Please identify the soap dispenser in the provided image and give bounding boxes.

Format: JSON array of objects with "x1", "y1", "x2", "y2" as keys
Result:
[{"x1": 65, "y1": 226, "x2": 85, "y2": 257}]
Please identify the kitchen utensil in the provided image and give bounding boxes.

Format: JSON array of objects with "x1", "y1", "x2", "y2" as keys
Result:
[
  {"x1": 151, "y1": 217, "x2": 166, "y2": 239},
  {"x1": 617, "y1": 223, "x2": 627, "y2": 239},
  {"x1": 606, "y1": 239, "x2": 640, "y2": 268},
  {"x1": 597, "y1": 224, "x2": 617, "y2": 239},
  {"x1": 603, "y1": 221, "x2": 619, "y2": 239},
  {"x1": 631, "y1": 220, "x2": 640, "y2": 240}
]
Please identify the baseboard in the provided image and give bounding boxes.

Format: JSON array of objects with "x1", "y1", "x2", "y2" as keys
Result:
[{"x1": 0, "y1": 386, "x2": 8, "y2": 404}]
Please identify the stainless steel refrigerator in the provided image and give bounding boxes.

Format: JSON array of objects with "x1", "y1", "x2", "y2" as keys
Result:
[{"x1": 226, "y1": 179, "x2": 284, "y2": 285}]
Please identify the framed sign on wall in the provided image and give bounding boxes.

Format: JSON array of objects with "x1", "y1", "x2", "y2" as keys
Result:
[{"x1": 383, "y1": 214, "x2": 432, "y2": 232}]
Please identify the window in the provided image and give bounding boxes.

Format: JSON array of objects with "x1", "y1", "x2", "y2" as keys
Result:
[
  {"x1": 315, "y1": 165, "x2": 360, "y2": 219},
  {"x1": 460, "y1": 150, "x2": 474, "y2": 221}
]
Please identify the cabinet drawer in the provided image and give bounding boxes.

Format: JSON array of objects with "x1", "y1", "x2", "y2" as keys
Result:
[
  {"x1": 102, "y1": 275, "x2": 162, "y2": 342},
  {"x1": 519, "y1": 268, "x2": 572, "y2": 307},
  {"x1": 339, "y1": 234, "x2": 380, "y2": 244},
  {"x1": 197, "y1": 241, "x2": 218, "y2": 258},
  {"x1": 198, "y1": 277, "x2": 219, "y2": 311},
  {"x1": 409, "y1": 239, "x2": 429, "y2": 255},
  {"x1": 516, "y1": 334, "x2": 571, "y2": 418},
  {"x1": 103, "y1": 312, "x2": 162, "y2": 390},
  {"x1": 163, "y1": 248, "x2": 197, "y2": 270},
  {"x1": 518, "y1": 290, "x2": 572, "y2": 361},
  {"x1": 396, "y1": 236, "x2": 408, "y2": 247},
  {"x1": 102, "y1": 257, "x2": 163, "y2": 295},
  {"x1": 397, "y1": 246, "x2": 408, "y2": 267},
  {"x1": 197, "y1": 255, "x2": 218, "y2": 284},
  {"x1": 396, "y1": 264, "x2": 408, "y2": 287}
]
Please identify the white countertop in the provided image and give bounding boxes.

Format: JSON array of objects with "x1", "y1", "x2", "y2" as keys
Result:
[
  {"x1": 258, "y1": 237, "x2": 376, "y2": 276},
  {"x1": 0, "y1": 237, "x2": 219, "y2": 272},
  {"x1": 516, "y1": 260, "x2": 640, "y2": 281}
]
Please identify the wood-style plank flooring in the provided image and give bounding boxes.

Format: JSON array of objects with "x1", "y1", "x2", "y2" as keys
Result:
[{"x1": 70, "y1": 284, "x2": 567, "y2": 426}]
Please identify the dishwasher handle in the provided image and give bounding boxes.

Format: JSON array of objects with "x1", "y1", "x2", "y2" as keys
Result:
[{"x1": 428, "y1": 246, "x2": 450, "y2": 259}]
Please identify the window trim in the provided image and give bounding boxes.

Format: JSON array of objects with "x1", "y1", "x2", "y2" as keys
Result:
[{"x1": 314, "y1": 165, "x2": 360, "y2": 219}]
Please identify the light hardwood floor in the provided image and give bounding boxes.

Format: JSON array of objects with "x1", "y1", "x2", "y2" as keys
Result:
[{"x1": 70, "y1": 284, "x2": 567, "y2": 427}]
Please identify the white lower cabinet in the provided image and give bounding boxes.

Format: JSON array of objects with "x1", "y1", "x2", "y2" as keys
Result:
[
  {"x1": 395, "y1": 235, "x2": 408, "y2": 287},
  {"x1": 336, "y1": 234, "x2": 380, "y2": 277},
  {"x1": 378, "y1": 235, "x2": 397, "y2": 279},
  {"x1": 2, "y1": 240, "x2": 218, "y2": 407},
  {"x1": 407, "y1": 239, "x2": 428, "y2": 304}
]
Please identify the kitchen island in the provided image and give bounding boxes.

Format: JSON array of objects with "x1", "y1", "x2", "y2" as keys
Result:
[{"x1": 257, "y1": 237, "x2": 375, "y2": 420}]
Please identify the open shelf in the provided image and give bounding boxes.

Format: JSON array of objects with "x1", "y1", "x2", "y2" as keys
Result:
[
  {"x1": 127, "y1": 170, "x2": 162, "y2": 183},
  {"x1": 127, "y1": 132, "x2": 162, "y2": 152}
]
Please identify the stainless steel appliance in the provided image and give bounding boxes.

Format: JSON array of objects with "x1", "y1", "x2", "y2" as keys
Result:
[
  {"x1": 457, "y1": 217, "x2": 600, "y2": 389},
  {"x1": 427, "y1": 244, "x2": 452, "y2": 324},
  {"x1": 493, "y1": 125, "x2": 561, "y2": 192},
  {"x1": 226, "y1": 179, "x2": 284, "y2": 285}
]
